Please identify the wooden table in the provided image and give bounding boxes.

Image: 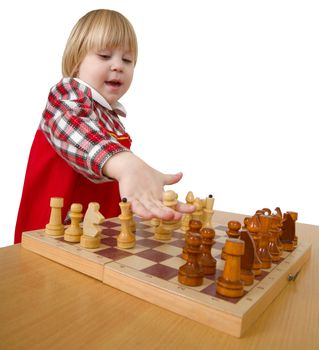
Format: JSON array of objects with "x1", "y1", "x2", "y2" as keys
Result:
[{"x1": 1, "y1": 211, "x2": 318, "y2": 350}]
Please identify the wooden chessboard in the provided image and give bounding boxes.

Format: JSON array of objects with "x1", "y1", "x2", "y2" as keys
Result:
[{"x1": 21, "y1": 214, "x2": 311, "y2": 337}]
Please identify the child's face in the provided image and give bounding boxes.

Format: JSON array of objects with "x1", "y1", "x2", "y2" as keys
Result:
[{"x1": 78, "y1": 47, "x2": 134, "y2": 107}]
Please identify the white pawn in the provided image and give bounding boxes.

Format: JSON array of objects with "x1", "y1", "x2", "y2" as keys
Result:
[
  {"x1": 150, "y1": 218, "x2": 161, "y2": 227},
  {"x1": 64, "y1": 203, "x2": 83, "y2": 242},
  {"x1": 154, "y1": 190, "x2": 179, "y2": 240}
]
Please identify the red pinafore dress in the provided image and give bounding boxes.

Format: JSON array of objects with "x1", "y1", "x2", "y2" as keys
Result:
[{"x1": 14, "y1": 129, "x2": 131, "y2": 243}]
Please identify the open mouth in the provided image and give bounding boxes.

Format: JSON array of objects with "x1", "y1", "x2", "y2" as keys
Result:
[{"x1": 105, "y1": 80, "x2": 122, "y2": 87}]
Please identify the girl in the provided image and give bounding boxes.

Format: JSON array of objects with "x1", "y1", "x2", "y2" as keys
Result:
[{"x1": 14, "y1": 9, "x2": 193, "y2": 243}]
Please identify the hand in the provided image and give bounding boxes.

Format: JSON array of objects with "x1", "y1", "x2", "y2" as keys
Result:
[{"x1": 103, "y1": 152, "x2": 195, "y2": 219}]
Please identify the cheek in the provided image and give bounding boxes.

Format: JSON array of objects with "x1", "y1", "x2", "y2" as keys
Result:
[
  {"x1": 126, "y1": 70, "x2": 134, "y2": 87},
  {"x1": 79, "y1": 59, "x2": 102, "y2": 80},
  {"x1": 78, "y1": 62, "x2": 91, "y2": 80}
]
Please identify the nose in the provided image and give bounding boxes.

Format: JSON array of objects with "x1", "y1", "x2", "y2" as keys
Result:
[{"x1": 110, "y1": 57, "x2": 123, "y2": 72}]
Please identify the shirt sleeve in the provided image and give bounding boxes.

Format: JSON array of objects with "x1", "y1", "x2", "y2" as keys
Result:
[{"x1": 40, "y1": 78, "x2": 130, "y2": 183}]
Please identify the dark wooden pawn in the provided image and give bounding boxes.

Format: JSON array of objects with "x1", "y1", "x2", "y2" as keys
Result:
[
  {"x1": 178, "y1": 226, "x2": 204, "y2": 286},
  {"x1": 227, "y1": 220, "x2": 241, "y2": 238},
  {"x1": 221, "y1": 220, "x2": 241, "y2": 260},
  {"x1": 182, "y1": 220, "x2": 202, "y2": 260},
  {"x1": 198, "y1": 227, "x2": 216, "y2": 275}
]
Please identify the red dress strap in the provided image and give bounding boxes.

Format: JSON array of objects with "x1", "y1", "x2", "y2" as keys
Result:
[{"x1": 14, "y1": 130, "x2": 131, "y2": 243}]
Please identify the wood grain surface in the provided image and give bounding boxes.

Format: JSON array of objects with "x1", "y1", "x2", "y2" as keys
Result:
[{"x1": 1, "y1": 211, "x2": 318, "y2": 350}]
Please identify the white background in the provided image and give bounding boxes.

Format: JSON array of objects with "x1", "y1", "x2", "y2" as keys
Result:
[{"x1": 0, "y1": 0, "x2": 318, "y2": 247}]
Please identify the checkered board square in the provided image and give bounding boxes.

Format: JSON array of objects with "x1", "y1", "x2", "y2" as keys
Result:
[{"x1": 21, "y1": 215, "x2": 311, "y2": 337}]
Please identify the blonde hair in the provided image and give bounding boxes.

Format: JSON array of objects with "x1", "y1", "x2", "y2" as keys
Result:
[{"x1": 62, "y1": 9, "x2": 138, "y2": 77}]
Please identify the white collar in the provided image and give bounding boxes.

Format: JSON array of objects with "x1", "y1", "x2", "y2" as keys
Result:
[{"x1": 74, "y1": 78, "x2": 127, "y2": 117}]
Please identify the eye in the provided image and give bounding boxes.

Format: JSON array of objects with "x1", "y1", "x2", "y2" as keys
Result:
[
  {"x1": 98, "y1": 54, "x2": 111, "y2": 60},
  {"x1": 123, "y1": 57, "x2": 133, "y2": 64}
]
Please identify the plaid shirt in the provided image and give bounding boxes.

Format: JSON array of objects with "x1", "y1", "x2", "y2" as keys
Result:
[{"x1": 40, "y1": 78, "x2": 131, "y2": 183}]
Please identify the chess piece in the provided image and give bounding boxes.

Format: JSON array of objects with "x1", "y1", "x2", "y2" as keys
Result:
[
  {"x1": 181, "y1": 191, "x2": 194, "y2": 231},
  {"x1": 287, "y1": 211, "x2": 298, "y2": 248},
  {"x1": 80, "y1": 202, "x2": 105, "y2": 249},
  {"x1": 154, "y1": 221, "x2": 168, "y2": 240},
  {"x1": 262, "y1": 208, "x2": 272, "y2": 216},
  {"x1": 64, "y1": 203, "x2": 83, "y2": 242},
  {"x1": 227, "y1": 221, "x2": 241, "y2": 238},
  {"x1": 274, "y1": 207, "x2": 283, "y2": 218},
  {"x1": 130, "y1": 215, "x2": 136, "y2": 233},
  {"x1": 221, "y1": 220, "x2": 241, "y2": 260},
  {"x1": 186, "y1": 191, "x2": 195, "y2": 205},
  {"x1": 246, "y1": 215, "x2": 262, "y2": 276},
  {"x1": 192, "y1": 197, "x2": 203, "y2": 222},
  {"x1": 198, "y1": 227, "x2": 216, "y2": 275},
  {"x1": 181, "y1": 214, "x2": 191, "y2": 232},
  {"x1": 45, "y1": 197, "x2": 64, "y2": 236},
  {"x1": 255, "y1": 210, "x2": 265, "y2": 215},
  {"x1": 272, "y1": 212, "x2": 283, "y2": 253},
  {"x1": 117, "y1": 198, "x2": 136, "y2": 249},
  {"x1": 154, "y1": 190, "x2": 179, "y2": 240},
  {"x1": 240, "y1": 230, "x2": 255, "y2": 285},
  {"x1": 202, "y1": 194, "x2": 214, "y2": 229},
  {"x1": 268, "y1": 215, "x2": 281, "y2": 261},
  {"x1": 243, "y1": 216, "x2": 252, "y2": 230},
  {"x1": 163, "y1": 190, "x2": 181, "y2": 231},
  {"x1": 280, "y1": 212, "x2": 295, "y2": 251},
  {"x1": 182, "y1": 220, "x2": 202, "y2": 260},
  {"x1": 257, "y1": 214, "x2": 272, "y2": 269},
  {"x1": 178, "y1": 225, "x2": 204, "y2": 286},
  {"x1": 150, "y1": 218, "x2": 160, "y2": 227},
  {"x1": 216, "y1": 239, "x2": 245, "y2": 298}
]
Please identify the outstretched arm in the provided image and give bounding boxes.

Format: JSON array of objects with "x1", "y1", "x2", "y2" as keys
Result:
[{"x1": 103, "y1": 151, "x2": 195, "y2": 220}]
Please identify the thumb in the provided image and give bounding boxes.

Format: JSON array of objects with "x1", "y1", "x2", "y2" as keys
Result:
[{"x1": 163, "y1": 172, "x2": 183, "y2": 185}]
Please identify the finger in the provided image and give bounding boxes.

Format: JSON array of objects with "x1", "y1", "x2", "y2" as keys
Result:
[
  {"x1": 130, "y1": 200, "x2": 154, "y2": 220},
  {"x1": 142, "y1": 198, "x2": 176, "y2": 220},
  {"x1": 171, "y1": 211, "x2": 183, "y2": 221},
  {"x1": 145, "y1": 198, "x2": 184, "y2": 221},
  {"x1": 130, "y1": 198, "x2": 175, "y2": 221},
  {"x1": 175, "y1": 202, "x2": 196, "y2": 214},
  {"x1": 163, "y1": 172, "x2": 183, "y2": 186}
]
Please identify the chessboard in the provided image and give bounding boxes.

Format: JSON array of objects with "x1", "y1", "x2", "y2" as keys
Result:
[{"x1": 21, "y1": 213, "x2": 311, "y2": 337}]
